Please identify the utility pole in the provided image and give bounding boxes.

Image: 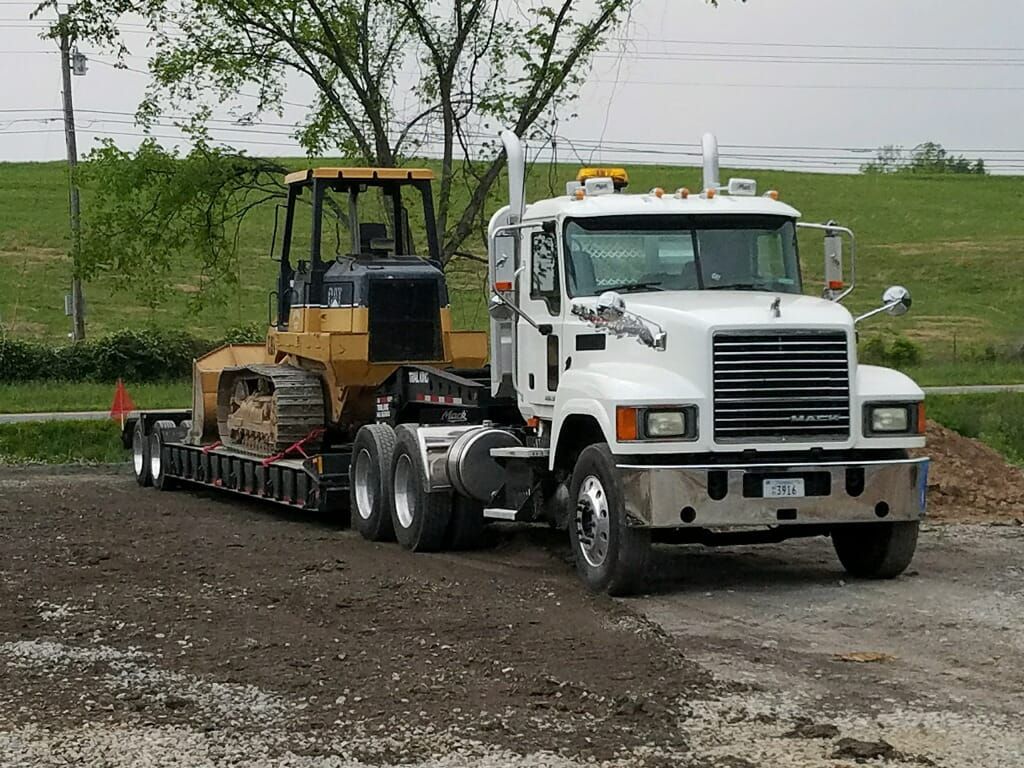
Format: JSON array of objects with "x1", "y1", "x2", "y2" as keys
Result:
[{"x1": 59, "y1": 14, "x2": 86, "y2": 341}]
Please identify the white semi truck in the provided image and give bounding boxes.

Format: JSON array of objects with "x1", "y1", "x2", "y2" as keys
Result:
[
  {"x1": 136, "y1": 130, "x2": 929, "y2": 596},
  {"x1": 365, "y1": 131, "x2": 928, "y2": 595}
]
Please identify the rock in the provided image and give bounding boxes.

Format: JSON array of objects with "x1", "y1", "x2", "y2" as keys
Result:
[
  {"x1": 784, "y1": 719, "x2": 841, "y2": 739},
  {"x1": 831, "y1": 737, "x2": 897, "y2": 762}
]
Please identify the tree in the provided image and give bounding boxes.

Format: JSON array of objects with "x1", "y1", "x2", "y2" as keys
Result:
[
  {"x1": 35, "y1": 0, "x2": 732, "y2": 303},
  {"x1": 862, "y1": 141, "x2": 987, "y2": 176}
]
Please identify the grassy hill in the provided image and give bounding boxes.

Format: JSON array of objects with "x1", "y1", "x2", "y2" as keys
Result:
[{"x1": 2, "y1": 159, "x2": 1023, "y2": 364}]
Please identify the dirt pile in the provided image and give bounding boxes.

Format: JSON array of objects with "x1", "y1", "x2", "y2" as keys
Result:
[{"x1": 915, "y1": 421, "x2": 1024, "y2": 524}]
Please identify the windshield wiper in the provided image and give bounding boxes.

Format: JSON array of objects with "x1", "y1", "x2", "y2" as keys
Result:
[
  {"x1": 704, "y1": 282, "x2": 773, "y2": 291},
  {"x1": 600, "y1": 280, "x2": 664, "y2": 293}
]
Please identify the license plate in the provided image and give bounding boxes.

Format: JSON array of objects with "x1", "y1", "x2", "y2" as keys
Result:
[{"x1": 763, "y1": 478, "x2": 805, "y2": 498}]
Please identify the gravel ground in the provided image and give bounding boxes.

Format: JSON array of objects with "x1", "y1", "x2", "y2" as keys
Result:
[{"x1": 1, "y1": 468, "x2": 1022, "y2": 766}]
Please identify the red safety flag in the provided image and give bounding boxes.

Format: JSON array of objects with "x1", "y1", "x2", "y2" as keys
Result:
[{"x1": 109, "y1": 378, "x2": 137, "y2": 427}]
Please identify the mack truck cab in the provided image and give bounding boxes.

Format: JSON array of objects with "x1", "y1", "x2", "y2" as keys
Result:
[{"x1": 344, "y1": 131, "x2": 929, "y2": 596}]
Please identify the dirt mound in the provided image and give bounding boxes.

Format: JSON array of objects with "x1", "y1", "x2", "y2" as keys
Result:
[{"x1": 915, "y1": 421, "x2": 1024, "y2": 525}]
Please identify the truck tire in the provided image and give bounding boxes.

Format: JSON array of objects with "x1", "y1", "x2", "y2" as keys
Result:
[
  {"x1": 148, "y1": 420, "x2": 179, "y2": 492},
  {"x1": 350, "y1": 424, "x2": 397, "y2": 542},
  {"x1": 390, "y1": 426, "x2": 451, "y2": 552},
  {"x1": 132, "y1": 419, "x2": 151, "y2": 487},
  {"x1": 446, "y1": 496, "x2": 485, "y2": 550},
  {"x1": 569, "y1": 443, "x2": 650, "y2": 596},
  {"x1": 832, "y1": 521, "x2": 919, "y2": 579}
]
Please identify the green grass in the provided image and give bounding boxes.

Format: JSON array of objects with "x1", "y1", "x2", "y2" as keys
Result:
[
  {"x1": 0, "y1": 420, "x2": 127, "y2": 464},
  {"x1": 3, "y1": 158, "x2": 1023, "y2": 360},
  {"x1": 903, "y1": 362, "x2": 1024, "y2": 387},
  {"x1": 927, "y1": 393, "x2": 1024, "y2": 464},
  {"x1": 0, "y1": 381, "x2": 191, "y2": 413}
]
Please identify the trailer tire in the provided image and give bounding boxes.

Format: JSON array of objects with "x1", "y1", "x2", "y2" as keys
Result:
[
  {"x1": 832, "y1": 521, "x2": 919, "y2": 579},
  {"x1": 569, "y1": 443, "x2": 650, "y2": 596},
  {"x1": 446, "y1": 496, "x2": 485, "y2": 550},
  {"x1": 390, "y1": 426, "x2": 451, "y2": 552},
  {"x1": 350, "y1": 424, "x2": 397, "y2": 542},
  {"x1": 132, "y1": 419, "x2": 151, "y2": 487},
  {"x1": 149, "y1": 420, "x2": 179, "y2": 492}
]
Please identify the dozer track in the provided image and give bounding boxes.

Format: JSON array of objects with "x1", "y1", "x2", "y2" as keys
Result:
[{"x1": 216, "y1": 364, "x2": 326, "y2": 457}]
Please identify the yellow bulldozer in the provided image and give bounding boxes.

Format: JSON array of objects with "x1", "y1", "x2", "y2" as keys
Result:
[
  {"x1": 130, "y1": 167, "x2": 496, "y2": 523},
  {"x1": 186, "y1": 167, "x2": 487, "y2": 454}
]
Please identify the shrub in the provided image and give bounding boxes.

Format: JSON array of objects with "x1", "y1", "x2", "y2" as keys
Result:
[
  {"x1": 0, "y1": 328, "x2": 223, "y2": 383},
  {"x1": 888, "y1": 336, "x2": 922, "y2": 367},
  {"x1": 857, "y1": 334, "x2": 922, "y2": 369},
  {"x1": 222, "y1": 322, "x2": 267, "y2": 344}
]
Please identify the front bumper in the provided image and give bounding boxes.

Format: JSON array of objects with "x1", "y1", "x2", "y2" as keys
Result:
[{"x1": 618, "y1": 457, "x2": 929, "y2": 529}]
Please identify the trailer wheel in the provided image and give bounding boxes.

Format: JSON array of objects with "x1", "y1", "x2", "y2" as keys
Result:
[
  {"x1": 446, "y1": 496, "x2": 485, "y2": 550},
  {"x1": 350, "y1": 424, "x2": 397, "y2": 542},
  {"x1": 390, "y1": 426, "x2": 451, "y2": 552},
  {"x1": 569, "y1": 443, "x2": 650, "y2": 596},
  {"x1": 149, "y1": 420, "x2": 178, "y2": 492},
  {"x1": 132, "y1": 419, "x2": 151, "y2": 487},
  {"x1": 832, "y1": 521, "x2": 919, "y2": 579}
]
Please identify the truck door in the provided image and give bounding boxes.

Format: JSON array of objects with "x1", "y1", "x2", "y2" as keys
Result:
[{"x1": 516, "y1": 223, "x2": 562, "y2": 418}]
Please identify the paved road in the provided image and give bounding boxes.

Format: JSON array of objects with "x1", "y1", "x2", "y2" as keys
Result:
[
  {"x1": 2, "y1": 385, "x2": 1022, "y2": 424},
  {"x1": 0, "y1": 408, "x2": 186, "y2": 424}
]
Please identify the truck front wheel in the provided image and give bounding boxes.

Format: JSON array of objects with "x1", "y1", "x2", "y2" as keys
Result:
[
  {"x1": 832, "y1": 521, "x2": 919, "y2": 579},
  {"x1": 569, "y1": 443, "x2": 650, "y2": 596}
]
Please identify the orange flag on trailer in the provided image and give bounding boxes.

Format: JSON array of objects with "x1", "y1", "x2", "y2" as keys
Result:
[{"x1": 109, "y1": 378, "x2": 136, "y2": 424}]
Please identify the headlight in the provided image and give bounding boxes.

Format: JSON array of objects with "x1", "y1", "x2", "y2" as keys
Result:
[
  {"x1": 615, "y1": 405, "x2": 698, "y2": 441},
  {"x1": 871, "y1": 406, "x2": 909, "y2": 432},
  {"x1": 645, "y1": 410, "x2": 688, "y2": 438},
  {"x1": 865, "y1": 402, "x2": 922, "y2": 435}
]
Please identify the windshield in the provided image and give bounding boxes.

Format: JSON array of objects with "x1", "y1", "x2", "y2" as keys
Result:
[{"x1": 563, "y1": 215, "x2": 801, "y2": 296}]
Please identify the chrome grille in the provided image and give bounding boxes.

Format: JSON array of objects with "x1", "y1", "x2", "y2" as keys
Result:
[{"x1": 713, "y1": 331, "x2": 850, "y2": 443}]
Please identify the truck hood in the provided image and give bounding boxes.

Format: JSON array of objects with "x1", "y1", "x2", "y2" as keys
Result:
[{"x1": 612, "y1": 290, "x2": 854, "y2": 334}]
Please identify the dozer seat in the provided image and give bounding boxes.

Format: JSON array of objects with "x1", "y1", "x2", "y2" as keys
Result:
[{"x1": 360, "y1": 222, "x2": 394, "y2": 257}]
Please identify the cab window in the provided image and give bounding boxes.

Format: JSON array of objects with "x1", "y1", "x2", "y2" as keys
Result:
[{"x1": 530, "y1": 229, "x2": 560, "y2": 315}]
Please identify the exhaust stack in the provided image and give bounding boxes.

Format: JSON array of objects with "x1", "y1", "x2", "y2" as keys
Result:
[
  {"x1": 702, "y1": 132, "x2": 720, "y2": 192},
  {"x1": 500, "y1": 129, "x2": 525, "y2": 223}
]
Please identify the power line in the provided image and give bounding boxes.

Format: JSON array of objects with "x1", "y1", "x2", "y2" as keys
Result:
[
  {"x1": 607, "y1": 36, "x2": 1024, "y2": 54},
  {"x1": 592, "y1": 51, "x2": 1024, "y2": 67}
]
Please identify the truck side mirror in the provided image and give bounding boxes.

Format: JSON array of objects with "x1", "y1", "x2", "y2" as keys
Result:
[
  {"x1": 488, "y1": 294, "x2": 515, "y2": 322},
  {"x1": 824, "y1": 229, "x2": 843, "y2": 297},
  {"x1": 883, "y1": 285, "x2": 912, "y2": 316},
  {"x1": 855, "y1": 285, "x2": 912, "y2": 324}
]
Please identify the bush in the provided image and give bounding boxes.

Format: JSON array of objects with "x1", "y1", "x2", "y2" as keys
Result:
[
  {"x1": 858, "y1": 334, "x2": 922, "y2": 368},
  {"x1": 222, "y1": 322, "x2": 267, "y2": 344},
  {"x1": 0, "y1": 328, "x2": 221, "y2": 384}
]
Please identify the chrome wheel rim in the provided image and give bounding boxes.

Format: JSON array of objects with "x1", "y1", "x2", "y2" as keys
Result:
[
  {"x1": 149, "y1": 438, "x2": 161, "y2": 483},
  {"x1": 576, "y1": 475, "x2": 610, "y2": 568},
  {"x1": 353, "y1": 448, "x2": 375, "y2": 520},
  {"x1": 132, "y1": 431, "x2": 144, "y2": 477},
  {"x1": 394, "y1": 453, "x2": 416, "y2": 529}
]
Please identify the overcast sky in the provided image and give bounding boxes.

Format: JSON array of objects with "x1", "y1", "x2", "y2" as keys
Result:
[{"x1": 1, "y1": 0, "x2": 1022, "y2": 173}]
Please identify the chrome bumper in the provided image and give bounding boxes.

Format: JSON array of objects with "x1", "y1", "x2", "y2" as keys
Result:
[{"x1": 618, "y1": 457, "x2": 929, "y2": 529}]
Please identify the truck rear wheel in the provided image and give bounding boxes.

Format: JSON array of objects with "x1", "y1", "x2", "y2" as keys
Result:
[
  {"x1": 148, "y1": 420, "x2": 179, "y2": 491},
  {"x1": 832, "y1": 521, "x2": 919, "y2": 579},
  {"x1": 569, "y1": 443, "x2": 650, "y2": 596},
  {"x1": 390, "y1": 426, "x2": 451, "y2": 552},
  {"x1": 132, "y1": 419, "x2": 151, "y2": 487},
  {"x1": 350, "y1": 424, "x2": 396, "y2": 542}
]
